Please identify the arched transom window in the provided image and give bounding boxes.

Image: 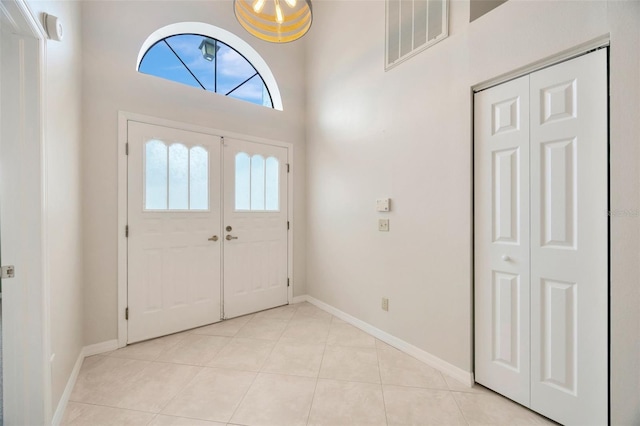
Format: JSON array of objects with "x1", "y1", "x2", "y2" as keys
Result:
[{"x1": 137, "y1": 23, "x2": 283, "y2": 110}]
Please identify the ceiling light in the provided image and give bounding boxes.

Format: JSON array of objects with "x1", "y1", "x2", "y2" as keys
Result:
[{"x1": 234, "y1": 0, "x2": 312, "y2": 43}]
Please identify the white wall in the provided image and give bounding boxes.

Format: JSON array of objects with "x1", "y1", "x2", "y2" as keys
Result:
[
  {"x1": 81, "y1": 1, "x2": 307, "y2": 346},
  {"x1": 305, "y1": 1, "x2": 639, "y2": 423},
  {"x1": 26, "y1": 0, "x2": 84, "y2": 416}
]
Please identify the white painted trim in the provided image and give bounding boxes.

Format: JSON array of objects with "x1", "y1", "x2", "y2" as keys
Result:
[
  {"x1": 291, "y1": 295, "x2": 307, "y2": 304},
  {"x1": 135, "y1": 22, "x2": 283, "y2": 111},
  {"x1": 51, "y1": 351, "x2": 83, "y2": 426},
  {"x1": 304, "y1": 295, "x2": 475, "y2": 386},
  {"x1": 83, "y1": 340, "x2": 119, "y2": 358},
  {"x1": 473, "y1": 34, "x2": 610, "y2": 92},
  {"x1": 51, "y1": 339, "x2": 120, "y2": 425},
  {"x1": 117, "y1": 111, "x2": 295, "y2": 347}
]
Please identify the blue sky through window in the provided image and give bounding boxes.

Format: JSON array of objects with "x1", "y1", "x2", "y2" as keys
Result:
[{"x1": 139, "y1": 34, "x2": 273, "y2": 108}]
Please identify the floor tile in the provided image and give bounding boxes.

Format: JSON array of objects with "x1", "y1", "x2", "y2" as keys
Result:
[
  {"x1": 444, "y1": 375, "x2": 490, "y2": 394},
  {"x1": 235, "y1": 317, "x2": 289, "y2": 340},
  {"x1": 254, "y1": 304, "x2": 298, "y2": 320},
  {"x1": 280, "y1": 319, "x2": 330, "y2": 344},
  {"x1": 104, "y1": 332, "x2": 188, "y2": 361},
  {"x1": 69, "y1": 356, "x2": 149, "y2": 407},
  {"x1": 453, "y1": 391, "x2": 557, "y2": 425},
  {"x1": 319, "y1": 345, "x2": 380, "y2": 384},
  {"x1": 383, "y1": 385, "x2": 466, "y2": 425},
  {"x1": 149, "y1": 415, "x2": 225, "y2": 425},
  {"x1": 61, "y1": 402, "x2": 155, "y2": 425},
  {"x1": 378, "y1": 346, "x2": 447, "y2": 390},
  {"x1": 261, "y1": 341, "x2": 325, "y2": 377},
  {"x1": 230, "y1": 373, "x2": 316, "y2": 426},
  {"x1": 327, "y1": 323, "x2": 376, "y2": 348},
  {"x1": 308, "y1": 379, "x2": 387, "y2": 426},
  {"x1": 161, "y1": 367, "x2": 256, "y2": 423},
  {"x1": 291, "y1": 304, "x2": 332, "y2": 322},
  {"x1": 191, "y1": 315, "x2": 253, "y2": 337},
  {"x1": 155, "y1": 334, "x2": 231, "y2": 366},
  {"x1": 206, "y1": 337, "x2": 275, "y2": 371},
  {"x1": 115, "y1": 362, "x2": 201, "y2": 413}
]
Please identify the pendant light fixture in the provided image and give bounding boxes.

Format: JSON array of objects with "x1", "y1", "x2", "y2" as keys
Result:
[{"x1": 234, "y1": 0, "x2": 312, "y2": 43}]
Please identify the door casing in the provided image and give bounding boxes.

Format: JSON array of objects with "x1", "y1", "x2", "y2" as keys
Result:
[
  {"x1": 0, "y1": 0, "x2": 52, "y2": 423},
  {"x1": 117, "y1": 111, "x2": 295, "y2": 348}
]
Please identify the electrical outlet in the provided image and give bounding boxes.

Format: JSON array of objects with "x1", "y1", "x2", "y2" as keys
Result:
[
  {"x1": 378, "y1": 218, "x2": 389, "y2": 232},
  {"x1": 381, "y1": 297, "x2": 389, "y2": 311}
]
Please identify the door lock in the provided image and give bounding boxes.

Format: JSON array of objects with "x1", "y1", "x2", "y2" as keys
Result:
[
  {"x1": 208, "y1": 235, "x2": 219, "y2": 242},
  {"x1": 226, "y1": 225, "x2": 233, "y2": 232},
  {"x1": 226, "y1": 235, "x2": 238, "y2": 241}
]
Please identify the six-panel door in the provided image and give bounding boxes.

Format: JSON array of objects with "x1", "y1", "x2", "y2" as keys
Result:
[{"x1": 475, "y1": 49, "x2": 608, "y2": 425}]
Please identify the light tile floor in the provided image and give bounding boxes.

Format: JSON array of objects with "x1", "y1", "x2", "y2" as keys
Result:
[{"x1": 63, "y1": 302, "x2": 555, "y2": 426}]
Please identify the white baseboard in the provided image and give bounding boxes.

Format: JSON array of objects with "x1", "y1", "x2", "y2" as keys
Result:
[
  {"x1": 304, "y1": 295, "x2": 474, "y2": 387},
  {"x1": 83, "y1": 339, "x2": 118, "y2": 357},
  {"x1": 291, "y1": 295, "x2": 308, "y2": 304},
  {"x1": 52, "y1": 339, "x2": 120, "y2": 425},
  {"x1": 51, "y1": 350, "x2": 83, "y2": 425}
]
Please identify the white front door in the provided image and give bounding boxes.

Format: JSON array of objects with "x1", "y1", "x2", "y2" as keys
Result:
[
  {"x1": 475, "y1": 49, "x2": 608, "y2": 425},
  {"x1": 222, "y1": 138, "x2": 288, "y2": 319},
  {"x1": 127, "y1": 121, "x2": 222, "y2": 343}
]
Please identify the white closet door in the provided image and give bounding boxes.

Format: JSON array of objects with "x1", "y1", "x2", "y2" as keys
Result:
[
  {"x1": 222, "y1": 138, "x2": 288, "y2": 319},
  {"x1": 128, "y1": 122, "x2": 222, "y2": 343},
  {"x1": 529, "y1": 49, "x2": 608, "y2": 425},
  {"x1": 474, "y1": 75, "x2": 531, "y2": 406}
]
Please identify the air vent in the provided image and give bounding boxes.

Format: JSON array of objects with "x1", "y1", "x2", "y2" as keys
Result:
[{"x1": 385, "y1": 0, "x2": 449, "y2": 69}]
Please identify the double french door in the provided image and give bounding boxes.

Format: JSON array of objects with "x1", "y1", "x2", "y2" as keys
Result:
[
  {"x1": 127, "y1": 121, "x2": 288, "y2": 343},
  {"x1": 474, "y1": 49, "x2": 608, "y2": 425}
]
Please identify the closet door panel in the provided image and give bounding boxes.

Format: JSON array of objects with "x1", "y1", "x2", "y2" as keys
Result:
[
  {"x1": 530, "y1": 49, "x2": 608, "y2": 426},
  {"x1": 474, "y1": 75, "x2": 531, "y2": 406}
]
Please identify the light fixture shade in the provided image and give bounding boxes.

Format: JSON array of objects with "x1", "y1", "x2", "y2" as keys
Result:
[{"x1": 234, "y1": 0, "x2": 312, "y2": 43}]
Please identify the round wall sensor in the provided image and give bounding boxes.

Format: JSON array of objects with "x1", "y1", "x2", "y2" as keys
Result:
[{"x1": 44, "y1": 14, "x2": 64, "y2": 41}]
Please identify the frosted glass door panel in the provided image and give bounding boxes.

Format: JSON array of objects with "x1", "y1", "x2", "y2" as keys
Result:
[
  {"x1": 168, "y1": 144, "x2": 188, "y2": 209},
  {"x1": 145, "y1": 140, "x2": 168, "y2": 210},
  {"x1": 190, "y1": 146, "x2": 209, "y2": 210}
]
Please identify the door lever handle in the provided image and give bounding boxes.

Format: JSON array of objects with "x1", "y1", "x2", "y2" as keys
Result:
[
  {"x1": 226, "y1": 235, "x2": 238, "y2": 241},
  {"x1": 208, "y1": 235, "x2": 219, "y2": 242}
]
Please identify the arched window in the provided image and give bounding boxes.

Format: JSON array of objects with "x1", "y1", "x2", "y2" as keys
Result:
[{"x1": 137, "y1": 22, "x2": 283, "y2": 110}]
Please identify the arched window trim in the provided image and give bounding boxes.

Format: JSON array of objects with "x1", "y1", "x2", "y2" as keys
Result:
[{"x1": 137, "y1": 22, "x2": 283, "y2": 111}]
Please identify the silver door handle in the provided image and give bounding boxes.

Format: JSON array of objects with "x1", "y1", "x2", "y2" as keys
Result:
[
  {"x1": 208, "y1": 235, "x2": 219, "y2": 242},
  {"x1": 502, "y1": 255, "x2": 511, "y2": 261},
  {"x1": 226, "y1": 235, "x2": 238, "y2": 241}
]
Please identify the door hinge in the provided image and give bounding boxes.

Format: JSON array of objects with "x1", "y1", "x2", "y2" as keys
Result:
[
  {"x1": 125, "y1": 307, "x2": 129, "y2": 320},
  {"x1": 287, "y1": 221, "x2": 290, "y2": 230},
  {"x1": 125, "y1": 225, "x2": 129, "y2": 237},
  {"x1": 287, "y1": 163, "x2": 290, "y2": 173},
  {"x1": 1, "y1": 265, "x2": 15, "y2": 279},
  {"x1": 125, "y1": 142, "x2": 129, "y2": 155},
  {"x1": 287, "y1": 278, "x2": 290, "y2": 287}
]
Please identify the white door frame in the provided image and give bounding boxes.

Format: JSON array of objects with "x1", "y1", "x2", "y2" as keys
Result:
[
  {"x1": 471, "y1": 39, "x2": 610, "y2": 420},
  {"x1": 117, "y1": 111, "x2": 295, "y2": 347},
  {"x1": 0, "y1": 0, "x2": 51, "y2": 423}
]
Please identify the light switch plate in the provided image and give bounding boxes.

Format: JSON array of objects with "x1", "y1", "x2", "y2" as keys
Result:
[
  {"x1": 376, "y1": 198, "x2": 390, "y2": 212},
  {"x1": 378, "y1": 218, "x2": 389, "y2": 232}
]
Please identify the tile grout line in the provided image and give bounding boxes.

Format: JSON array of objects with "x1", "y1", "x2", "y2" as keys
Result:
[
  {"x1": 376, "y1": 343, "x2": 390, "y2": 426},
  {"x1": 304, "y1": 317, "x2": 331, "y2": 425},
  {"x1": 450, "y1": 390, "x2": 472, "y2": 426},
  {"x1": 226, "y1": 304, "x2": 299, "y2": 424}
]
